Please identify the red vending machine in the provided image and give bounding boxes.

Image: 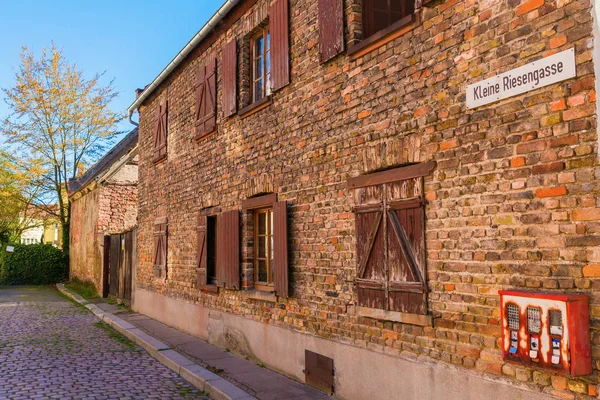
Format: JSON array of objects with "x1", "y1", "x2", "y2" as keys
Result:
[{"x1": 499, "y1": 290, "x2": 591, "y2": 376}]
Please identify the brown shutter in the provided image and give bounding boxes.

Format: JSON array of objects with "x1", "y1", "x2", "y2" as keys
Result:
[
  {"x1": 270, "y1": 0, "x2": 290, "y2": 91},
  {"x1": 217, "y1": 210, "x2": 239, "y2": 289},
  {"x1": 318, "y1": 0, "x2": 344, "y2": 63},
  {"x1": 195, "y1": 59, "x2": 217, "y2": 138},
  {"x1": 273, "y1": 201, "x2": 289, "y2": 297},
  {"x1": 154, "y1": 101, "x2": 167, "y2": 161},
  {"x1": 153, "y1": 220, "x2": 167, "y2": 278},
  {"x1": 387, "y1": 203, "x2": 427, "y2": 315},
  {"x1": 355, "y1": 210, "x2": 386, "y2": 310},
  {"x1": 197, "y1": 215, "x2": 208, "y2": 288},
  {"x1": 222, "y1": 39, "x2": 237, "y2": 117}
]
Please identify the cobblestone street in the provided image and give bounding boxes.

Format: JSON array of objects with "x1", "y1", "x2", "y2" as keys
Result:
[{"x1": 0, "y1": 286, "x2": 210, "y2": 399}]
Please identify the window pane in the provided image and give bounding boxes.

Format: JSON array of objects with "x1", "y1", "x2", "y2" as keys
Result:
[
  {"x1": 266, "y1": 31, "x2": 270, "y2": 52},
  {"x1": 258, "y1": 260, "x2": 268, "y2": 282},
  {"x1": 266, "y1": 51, "x2": 271, "y2": 75},
  {"x1": 258, "y1": 236, "x2": 267, "y2": 258},
  {"x1": 372, "y1": 10, "x2": 389, "y2": 33},
  {"x1": 258, "y1": 212, "x2": 267, "y2": 235},
  {"x1": 254, "y1": 57, "x2": 264, "y2": 79},
  {"x1": 372, "y1": 0, "x2": 387, "y2": 11},
  {"x1": 255, "y1": 36, "x2": 264, "y2": 57},
  {"x1": 254, "y1": 79, "x2": 264, "y2": 101},
  {"x1": 270, "y1": 260, "x2": 274, "y2": 283},
  {"x1": 207, "y1": 216, "x2": 217, "y2": 283}
]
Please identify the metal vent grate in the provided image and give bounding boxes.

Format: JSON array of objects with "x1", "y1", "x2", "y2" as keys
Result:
[
  {"x1": 527, "y1": 307, "x2": 541, "y2": 334},
  {"x1": 507, "y1": 304, "x2": 520, "y2": 331}
]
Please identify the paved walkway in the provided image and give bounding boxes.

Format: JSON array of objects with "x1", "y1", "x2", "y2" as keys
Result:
[
  {"x1": 0, "y1": 286, "x2": 209, "y2": 400},
  {"x1": 90, "y1": 300, "x2": 329, "y2": 400}
]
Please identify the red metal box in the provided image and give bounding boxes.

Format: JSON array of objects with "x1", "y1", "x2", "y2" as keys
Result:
[{"x1": 499, "y1": 290, "x2": 591, "y2": 376}]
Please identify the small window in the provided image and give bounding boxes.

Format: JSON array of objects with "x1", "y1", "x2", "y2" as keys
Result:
[
  {"x1": 254, "y1": 208, "x2": 274, "y2": 290},
  {"x1": 206, "y1": 215, "x2": 217, "y2": 285},
  {"x1": 251, "y1": 28, "x2": 271, "y2": 103},
  {"x1": 362, "y1": 0, "x2": 415, "y2": 39}
]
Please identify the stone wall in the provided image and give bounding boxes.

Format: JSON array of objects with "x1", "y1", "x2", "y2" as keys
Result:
[{"x1": 135, "y1": 0, "x2": 599, "y2": 397}]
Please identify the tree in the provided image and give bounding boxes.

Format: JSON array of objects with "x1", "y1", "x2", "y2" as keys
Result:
[{"x1": 1, "y1": 44, "x2": 123, "y2": 254}]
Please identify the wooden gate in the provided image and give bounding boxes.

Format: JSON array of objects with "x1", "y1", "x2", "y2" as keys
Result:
[{"x1": 106, "y1": 228, "x2": 136, "y2": 304}]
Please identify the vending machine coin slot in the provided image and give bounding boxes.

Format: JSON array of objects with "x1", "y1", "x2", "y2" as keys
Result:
[
  {"x1": 527, "y1": 307, "x2": 541, "y2": 360},
  {"x1": 506, "y1": 304, "x2": 520, "y2": 354},
  {"x1": 549, "y1": 309, "x2": 562, "y2": 365}
]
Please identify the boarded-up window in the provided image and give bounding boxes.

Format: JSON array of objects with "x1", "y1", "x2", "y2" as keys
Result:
[
  {"x1": 154, "y1": 100, "x2": 167, "y2": 162},
  {"x1": 222, "y1": 39, "x2": 238, "y2": 117},
  {"x1": 195, "y1": 58, "x2": 217, "y2": 139},
  {"x1": 318, "y1": 0, "x2": 344, "y2": 63},
  {"x1": 153, "y1": 217, "x2": 168, "y2": 279},
  {"x1": 269, "y1": 0, "x2": 290, "y2": 91},
  {"x1": 362, "y1": 0, "x2": 415, "y2": 39},
  {"x1": 350, "y1": 162, "x2": 434, "y2": 315}
]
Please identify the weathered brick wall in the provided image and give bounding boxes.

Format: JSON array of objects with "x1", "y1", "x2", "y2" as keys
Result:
[
  {"x1": 98, "y1": 184, "x2": 138, "y2": 234},
  {"x1": 136, "y1": 0, "x2": 598, "y2": 397},
  {"x1": 69, "y1": 189, "x2": 102, "y2": 289}
]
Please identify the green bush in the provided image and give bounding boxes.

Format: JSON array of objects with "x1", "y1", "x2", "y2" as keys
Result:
[{"x1": 0, "y1": 243, "x2": 68, "y2": 285}]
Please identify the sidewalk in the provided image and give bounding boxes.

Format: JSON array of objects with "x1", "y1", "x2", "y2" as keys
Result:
[{"x1": 57, "y1": 284, "x2": 329, "y2": 400}]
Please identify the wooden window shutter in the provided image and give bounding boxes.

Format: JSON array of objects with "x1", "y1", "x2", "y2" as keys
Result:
[
  {"x1": 355, "y1": 210, "x2": 386, "y2": 310},
  {"x1": 318, "y1": 0, "x2": 344, "y2": 63},
  {"x1": 195, "y1": 59, "x2": 217, "y2": 138},
  {"x1": 270, "y1": 0, "x2": 290, "y2": 91},
  {"x1": 153, "y1": 219, "x2": 167, "y2": 278},
  {"x1": 387, "y1": 202, "x2": 427, "y2": 315},
  {"x1": 154, "y1": 100, "x2": 167, "y2": 161},
  {"x1": 216, "y1": 210, "x2": 239, "y2": 289},
  {"x1": 222, "y1": 39, "x2": 237, "y2": 117},
  {"x1": 197, "y1": 215, "x2": 208, "y2": 288},
  {"x1": 273, "y1": 201, "x2": 289, "y2": 297}
]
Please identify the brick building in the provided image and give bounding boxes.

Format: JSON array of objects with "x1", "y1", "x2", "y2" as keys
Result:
[
  {"x1": 68, "y1": 129, "x2": 138, "y2": 295},
  {"x1": 127, "y1": 0, "x2": 600, "y2": 398}
]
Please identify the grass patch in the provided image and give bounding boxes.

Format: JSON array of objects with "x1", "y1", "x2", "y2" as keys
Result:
[
  {"x1": 94, "y1": 321, "x2": 138, "y2": 351},
  {"x1": 64, "y1": 277, "x2": 99, "y2": 300}
]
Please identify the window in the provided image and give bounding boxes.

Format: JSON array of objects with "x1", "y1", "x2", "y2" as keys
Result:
[
  {"x1": 206, "y1": 216, "x2": 217, "y2": 285},
  {"x1": 153, "y1": 217, "x2": 167, "y2": 278},
  {"x1": 251, "y1": 28, "x2": 271, "y2": 103},
  {"x1": 254, "y1": 208, "x2": 274, "y2": 290},
  {"x1": 349, "y1": 162, "x2": 435, "y2": 318},
  {"x1": 362, "y1": 0, "x2": 415, "y2": 39},
  {"x1": 242, "y1": 195, "x2": 289, "y2": 297}
]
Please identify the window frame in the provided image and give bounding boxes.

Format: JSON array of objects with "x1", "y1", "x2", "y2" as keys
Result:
[
  {"x1": 250, "y1": 27, "x2": 271, "y2": 104},
  {"x1": 253, "y1": 207, "x2": 274, "y2": 291}
]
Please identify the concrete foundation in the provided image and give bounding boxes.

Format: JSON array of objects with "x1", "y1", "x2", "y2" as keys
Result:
[{"x1": 133, "y1": 288, "x2": 551, "y2": 400}]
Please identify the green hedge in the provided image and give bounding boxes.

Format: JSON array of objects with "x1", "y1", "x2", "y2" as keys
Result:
[{"x1": 0, "y1": 243, "x2": 68, "y2": 285}]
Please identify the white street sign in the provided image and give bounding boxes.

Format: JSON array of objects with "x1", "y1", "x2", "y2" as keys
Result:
[{"x1": 466, "y1": 48, "x2": 576, "y2": 109}]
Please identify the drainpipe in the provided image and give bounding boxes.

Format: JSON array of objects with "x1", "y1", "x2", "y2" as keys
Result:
[{"x1": 126, "y1": 0, "x2": 240, "y2": 127}]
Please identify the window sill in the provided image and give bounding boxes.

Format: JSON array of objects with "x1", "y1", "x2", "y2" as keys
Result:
[
  {"x1": 347, "y1": 13, "x2": 418, "y2": 60},
  {"x1": 200, "y1": 284, "x2": 219, "y2": 294},
  {"x1": 242, "y1": 289, "x2": 277, "y2": 303},
  {"x1": 237, "y1": 95, "x2": 273, "y2": 119},
  {"x1": 357, "y1": 306, "x2": 432, "y2": 326},
  {"x1": 194, "y1": 129, "x2": 216, "y2": 142},
  {"x1": 153, "y1": 155, "x2": 167, "y2": 165}
]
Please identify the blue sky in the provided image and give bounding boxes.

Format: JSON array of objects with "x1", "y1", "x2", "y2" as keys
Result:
[{"x1": 0, "y1": 1, "x2": 222, "y2": 135}]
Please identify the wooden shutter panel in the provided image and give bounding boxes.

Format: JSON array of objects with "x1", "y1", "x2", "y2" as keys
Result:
[
  {"x1": 270, "y1": 0, "x2": 290, "y2": 91},
  {"x1": 318, "y1": 0, "x2": 344, "y2": 63},
  {"x1": 387, "y1": 203, "x2": 427, "y2": 315},
  {"x1": 195, "y1": 59, "x2": 217, "y2": 138},
  {"x1": 222, "y1": 39, "x2": 237, "y2": 117},
  {"x1": 153, "y1": 220, "x2": 167, "y2": 278},
  {"x1": 273, "y1": 201, "x2": 289, "y2": 297},
  {"x1": 197, "y1": 215, "x2": 208, "y2": 288},
  {"x1": 154, "y1": 101, "x2": 167, "y2": 161},
  {"x1": 355, "y1": 210, "x2": 386, "y2": 310},
  {"x1": 217, "y1": 210, "x2": 239, "y2": 289}
]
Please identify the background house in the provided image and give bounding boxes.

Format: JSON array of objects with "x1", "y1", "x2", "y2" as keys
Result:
[{"x1": 68, "y1": 128, "x2": 138, "y2": 298}]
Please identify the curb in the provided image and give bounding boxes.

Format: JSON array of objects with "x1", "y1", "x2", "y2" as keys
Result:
[{"x1": 56, "y1": 284, "x2": 256, "y2": 400}]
